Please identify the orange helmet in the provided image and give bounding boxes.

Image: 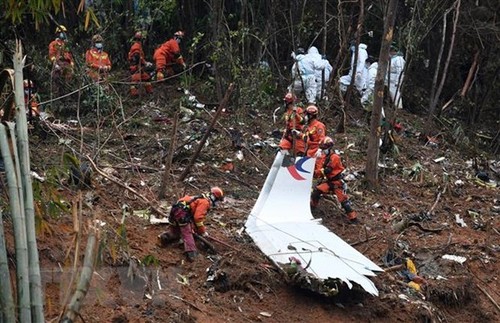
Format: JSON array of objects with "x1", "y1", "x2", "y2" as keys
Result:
[
  {"x1": 319, "y1": 136, "x2": 334, "y2": 150},
  {"x1": 305, "y1": 105, "x2": 319, "y2": 116},
  {"x1": 210, "y1": 186, "x2": 224, "y2": 201},
  {"x1": 283, "y1": 92, "x2": 297, "y2": 104},
  {"x1": 174, "y1": 31, "x2": 185, "y2": 38}
]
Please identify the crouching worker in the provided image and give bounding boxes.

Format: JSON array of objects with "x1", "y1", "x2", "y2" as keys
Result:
[
  {"x1": 158, "y1": 187, "x2": 224, "y2": 262},
  {"x1": 311, "y1": 137, "x2": 358, "y2": 224}
]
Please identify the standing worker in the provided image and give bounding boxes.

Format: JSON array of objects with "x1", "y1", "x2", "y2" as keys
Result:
[
  {"x1": 158, "y1": 187, "x2": 224, "y2": 262},
  {"x1": 386, "y1": 44, "x2": 405, "y2": 109},
  {"x1": 292, "y1": 104, "x2": 326, "y2": 158},
  {"x1": 128, "y1": 31, "x2": 153, "y2": 96},
  {"x1": 339, "y1": 42, "x2": 369, "y2": 95},
  {"x1": 85, "y1": 34, "x2": 112, "y2": 82},
  {"x1": 48, "y1": 25, "x2": 74, "y2": 94},
  {"x1": 279, "y1": 92, "x2": 306, "y2": 156},
  {"x1": 311, "y1": 137, "x2": 358, "y2": 224},
  {"x1": 153, "y1": 31, "x2": 186, "y2": 80}
]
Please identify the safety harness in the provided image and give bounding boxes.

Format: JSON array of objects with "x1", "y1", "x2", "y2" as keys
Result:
[{"x1": 169, "y1": 195, "x2": 204, "y2": 226}]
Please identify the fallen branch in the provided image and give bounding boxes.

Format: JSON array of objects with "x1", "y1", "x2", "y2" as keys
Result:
[
  {"x1": 350, "y1": 235, "x2": 377, "y2": 247},
  {"x1": 205, "y1": 235, "x2": 240, "y2": 252},
  {"x1": 476, "y1": 284, "x2": 500, "y2": 312},
  {"x1": 169, "y1": 294, "x2": 205, "y2": 313},
  {"x1": 179, "y1": 83, "x2": 234, "y2": 182},
  {"x1": 86, "y1": 156, "x2": 168, "y2": 218},
  {"x1": 245, "y1": 282, "x2": 264, "y2": 300}
]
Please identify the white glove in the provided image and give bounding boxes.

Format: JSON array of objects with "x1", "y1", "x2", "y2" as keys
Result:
[
  {"x1": 145, "y1": 62, "x2": 153, "y2": 68},
  {"x1": 314, "y1": 149, "x2": 322, "y2": 158},
  {"x1": 291, "y1": 129, "x2": 301, "y2": 137},
  {"x1": 202, "y1": 231, "x2": 209, "y2": 237},
  {"x1": 54, "y1": 64, "x2": 61, "y2": 71},
  {"x1": 291, "y1": 51, "x2": 296, "y2": 60}
]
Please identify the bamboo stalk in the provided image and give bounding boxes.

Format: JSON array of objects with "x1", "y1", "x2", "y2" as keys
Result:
[
  {"x1": 13, "y1": 40, "x2": 44, "y2": 322},
  {"x1": 62, "y1": 228, "x2": 99, "y2": 323},
  {"x1": 0, "y1": 124, "x2": 31, "y2": 322},
  {"x1": 0, "y1": 210, "x2": 16, "y2": 323}
]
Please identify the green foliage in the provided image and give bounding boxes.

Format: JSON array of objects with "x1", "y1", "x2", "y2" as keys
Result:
[
  {"x1": 1, "y1": 0, "x2": 63, "y2": 28},
  {"x1": 141, "y1": 254, "x2": 159, "y2": 267}
]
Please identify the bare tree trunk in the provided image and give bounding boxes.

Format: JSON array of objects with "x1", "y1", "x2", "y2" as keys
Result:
[
  {"x1": 365, "y1": 0, "x2": 399, "y2": 190},
  {"x1": 460, "y1": 50, "x2": 479, "y2": 97},
  {"x1": 429, "y1": 8, "x2": 449, "y2": 113},
  {"x1": 429, "y1": 0, "x2": 460, "y2": 120},
  {"x1": 178, "y1": 83, "x2": 234, "y2": 182},
  {"x1": 344, "y1": 0, "x2": 364, "y2": 109},
  {"x1": 158, "y1": 112, "x2": 179, "y2": 199},
  {"x1": 14, "y1": 41, "x2": 44, "y2": 322}
]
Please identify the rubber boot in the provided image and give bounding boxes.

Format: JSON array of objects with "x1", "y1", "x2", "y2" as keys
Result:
[
  {"x1": 341, "y1": 200, "x2": 358, "y2": 224},
  {"x1": 310, "y1": 189, "x2": 321, "y2": 210}
]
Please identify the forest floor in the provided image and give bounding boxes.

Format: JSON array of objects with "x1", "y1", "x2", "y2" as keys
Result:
[{"x1": 3, "y1": 80, "x2": 499, "y2": 322}]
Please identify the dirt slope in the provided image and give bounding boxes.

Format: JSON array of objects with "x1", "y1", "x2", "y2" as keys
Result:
[{"x1": 4, "y1": 82, "x2": 499, "y2": 322}]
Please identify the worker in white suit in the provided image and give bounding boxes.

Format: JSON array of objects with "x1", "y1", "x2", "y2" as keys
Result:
[
  {"x1": 339, "y1": 43, "x2": 368, "y2": 94},
  {"x1": 361, "y1": 56, "x2": 378, "y2": 107},
  {"x1": 386, "y1": 45, "x2": 405, "y2": 109},
  {"x1": 291, "y1": 46, "x2": 328, "y2": 104},
  {"x1": 315, "y1": 55, "x2": 332, "y2": 101}
]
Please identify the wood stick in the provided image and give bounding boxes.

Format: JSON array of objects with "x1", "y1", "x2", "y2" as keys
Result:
[
  {"x1": 169, "y1": 294, "x2": 205, "y2": 313},
  {"x1": 350, "y1": 236, "x2": 377, "y2": 247},
  {"x1": 178, "y1": 83, "x2": 234, "y2": 182},
  {"x1": 86, "y1": 156, "x2": 168, "y2": 218},
  {"x1": 158, "y1": 112, "x2": 179, "y2": 199},
  {"x1": 477, "y1": 284, "x2": 500, "y2": 312}
]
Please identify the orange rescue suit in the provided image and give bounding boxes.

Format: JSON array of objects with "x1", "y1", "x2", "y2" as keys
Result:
[
  {"x1": 48, "y1": 39, "x2": 74, "y2": 66},
  {"x1": 85, "y1": 48, "x2": 112, "y2": 81},
  {"x1": 177, "y1": 195, "x2": 211, "y2": 235},
  {"x1": 153, "y1": 38, "x2": 185, "y2": 78},
  {"x1": 302, "y1": 118, "x2": 326, "y2": 157},
  {"x1": 279, "y1": 105, "x2": 305, "y2": 154}
]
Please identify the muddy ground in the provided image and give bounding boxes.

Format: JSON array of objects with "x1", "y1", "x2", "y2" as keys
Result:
[{"x1": 2, "y1": 81, "x2": 499, "y2": 322}]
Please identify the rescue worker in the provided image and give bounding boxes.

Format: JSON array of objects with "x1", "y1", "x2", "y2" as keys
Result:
[
  {"x1": 291, "y1": 104, "x2": 326, "y2": 158},
  {"x1": 386, "y1": 44, "x2": 405, "y2": 109},
  {"x1": 339, "y1": 42, "x2": 368, "y2": 95},
  {"x1": 23, "y1": 80, "x2": 41, "y2": 118},
  {"x1": 48, "y1": 25, "x2": 74, "y2": 93},
  {"x1": 158, "y1": 187, "x2": 224, "y2": 262},
  {"x1": 315, "y1": 54, "x2": 333, "y2": 102},
  {"x1": 128, "y1": 31, "x2": 153, "y2": 96},
  {"x1": 85, "y1": 34, "x2": 112, "y2": 82},
  {"x1": 360, "y1": 56, "x2": 379, "y2": 111},
  {"x1": 153, "y1": 31, "x2": 186, "y2": 80},
  {"x1": 291, "y1": 47, "x2": 328, "y2": 104},
  {"x1": 279, "y1": 92, "x2": 306, "y2": 156},
  {"x1": 311, "y1": 137, "x2": 358, "y2": 223}
]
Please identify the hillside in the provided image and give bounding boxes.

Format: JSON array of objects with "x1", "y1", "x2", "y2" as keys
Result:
[{"x1": 3, "y1": 80, "x2": 497, "y2": 323}]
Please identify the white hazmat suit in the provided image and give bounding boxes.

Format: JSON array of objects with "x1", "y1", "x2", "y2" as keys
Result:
[
  {"x1": 315, "y1": 57, "x2": 333, "y2": 101},
  {"x1": 339, "y1": 43, "x2": 368, "y2": 94},
  {"x1": 290, "y1": 46, "x2": 328, "y2": 104},
  {"x1": 361, "y1": 62, "x2": 378, "y2": 106},
  {"x1": 386, "y1": 53, "x2": 405, "y2": 109}
]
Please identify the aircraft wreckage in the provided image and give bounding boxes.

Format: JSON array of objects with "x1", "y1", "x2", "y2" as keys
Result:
[{"x1": 245, "y1": 152, "x2": 383, "y2": 296}]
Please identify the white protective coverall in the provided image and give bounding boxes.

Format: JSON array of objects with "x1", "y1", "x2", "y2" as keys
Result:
[
  {"x1": 361, "y1": 62, "x2": 378, "y2": 106},
  {"x1": 339, "y1": 43, "x2": 368, "y2": 94},
  {"x1": 291, "y1": 46, "x2": 327, "y2": 104},
  {"x1": 315, "y1": 57, "x2": 333, "y2": 101},
  {"x1": 386, "y1": 53, "x2": 405, "y2": 109}
]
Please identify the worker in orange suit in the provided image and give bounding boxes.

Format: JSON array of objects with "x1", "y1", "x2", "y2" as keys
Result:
[
  {"x1": 48, "y1": 25, "x2": 74, "y2": 94},
  {"x1": 291, "y1": 104, "x2": 326, "y2": 158},
  {"x1": 85, "y1": 34, "x2": 112, "y2": 82},
  {"x1": 23, "y1": 80, "x2": 41, "y2": 119},
  {"x1": 279, "y1": 92, "x2": 306, "y2": 156},
  {"x1": 311, "y1": 137, "x2": 358, "y2": 224},
  {"x1": 158, "y1": 187, "x2": 224, "y2": 262},
  {"x1": 128, "y1": 31, "x2": 153, "y2": 96},
  {"x1": 153, "y1": 31, "x2": 186, "y2": 80}
]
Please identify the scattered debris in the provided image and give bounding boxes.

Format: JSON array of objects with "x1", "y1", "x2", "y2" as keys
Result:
[
  {"x1": 441, "y1": 254, "x2": 467, "y2": 264},
  {"x1": 454, "y1": 214, "x2": 467, "y2": 227}
]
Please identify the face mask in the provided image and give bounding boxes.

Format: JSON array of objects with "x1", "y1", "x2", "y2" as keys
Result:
[
  {"x1": 304, "y1": 115, "x2": 310, "y2": 123},
  {"x1": 59, "y1": 33, "x2": 67, "y2": 40},
  {"x1": 95, "y1": 43, "x2": 103, "y2": 50},
  {"x1": 350, "y1": 45, "x2": 355, "y2": 52}
]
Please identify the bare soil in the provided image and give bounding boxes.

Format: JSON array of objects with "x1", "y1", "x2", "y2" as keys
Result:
[{"x1": 3, "y1": 82, "x2": 499, "y2": 322}]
